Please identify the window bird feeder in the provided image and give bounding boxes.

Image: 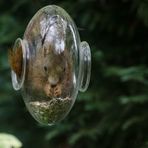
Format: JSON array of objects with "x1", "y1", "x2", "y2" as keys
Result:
[{"x1": 10, "y1": 5, "x2": 91, "y2": 125}]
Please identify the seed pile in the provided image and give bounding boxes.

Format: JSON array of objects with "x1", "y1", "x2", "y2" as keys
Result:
[{"x1": 27, "y1": 97, "x2": 72, "y2": 125}]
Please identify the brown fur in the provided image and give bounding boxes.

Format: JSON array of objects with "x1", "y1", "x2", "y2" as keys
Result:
[
  {"x1": 26, "y1": 45, "x2": 73, "y2": 99},
  {"x1": 8, "y1": 46, "x2": 23, "y2": 78}
]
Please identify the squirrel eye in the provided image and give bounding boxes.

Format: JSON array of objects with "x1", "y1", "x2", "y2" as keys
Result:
[
  {"x1": 63, "y1": 67, "x2": 66, "y2": 72},
  {"x1": 44, "y1": 66, "x2": 47, "y2": 72}
]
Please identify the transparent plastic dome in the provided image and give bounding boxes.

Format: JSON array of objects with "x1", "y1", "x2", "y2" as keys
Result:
[{"x1": 10, "y1": 5, "x2": 91, "y2": 125}]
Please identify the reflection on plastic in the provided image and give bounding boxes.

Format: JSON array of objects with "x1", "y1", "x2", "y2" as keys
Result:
[{"x1": 10, "y1": 5, "x2": 91, "y2": 125}]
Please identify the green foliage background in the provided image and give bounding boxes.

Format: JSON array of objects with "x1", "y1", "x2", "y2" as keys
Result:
[{"x1": 1, "y1": 0, "x2": 148, "y2": 147}]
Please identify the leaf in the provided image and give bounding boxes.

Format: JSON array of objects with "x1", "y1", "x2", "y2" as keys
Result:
[
  {"x1": 119, "y1": 95, "x2": 148, "y2": 104},
  {"x1": 45, "y1": 130, "x2": 60, "y2": 141},
  {"x1": 0, "y1": 133, "x2": 22, "y2": 148},
  {"x1": 105, "y1": 66, "x2": 148, "y2": 84},
  {"x1": 122, "y1": 117, "x2": 144, "y2": 130},
  {"x1": 69, "y1": 128, "x2": 98, "y2": 145}
]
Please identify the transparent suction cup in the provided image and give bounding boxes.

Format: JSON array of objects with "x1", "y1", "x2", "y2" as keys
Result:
[
  {"x1": 11, "y1": 38, "x2": 26, "y2": 90},
  {"x1": 79, "y1": 41, "x2": 91, "y2": 92}
]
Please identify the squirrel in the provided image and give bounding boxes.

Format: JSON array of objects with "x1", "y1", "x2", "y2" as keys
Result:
[
  {"x1": 27, "y1": 42, "x2": 72, "y2": 99},
  {"x1": 9, "y1": 13, "x2": 73, "y2": 99},
  {"x1": 8, "y1": 41, "x2": 73, "y2": 99}
]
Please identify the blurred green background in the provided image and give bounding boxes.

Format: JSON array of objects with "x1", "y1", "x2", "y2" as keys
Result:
[{"x1": 1, "y1": 0, "x2": 148, "y2": 147}]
